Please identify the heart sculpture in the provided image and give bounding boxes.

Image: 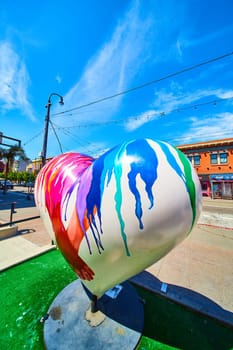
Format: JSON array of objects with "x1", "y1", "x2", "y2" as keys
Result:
[{"x1": 35, "y1": 138, "x2": 202, "y2": 297}]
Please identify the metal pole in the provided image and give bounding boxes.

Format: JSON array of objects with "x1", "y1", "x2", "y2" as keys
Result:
[
  {"x1": 41, "y1": 93, "x2": 64, "y2": 167},
  {"x1": 41, "y1": 99, "x2": 51, "y2": 167},
  {"x1": 90, "y1": 295, "x2": 98, "y2": 313},
  {"x1": 10, "y1": 202, "x2": 16, "y2": 225}
]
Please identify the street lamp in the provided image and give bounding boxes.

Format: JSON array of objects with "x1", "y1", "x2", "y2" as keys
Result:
[{"x1": 41, "y1": 92, "x2": 64, "y2": 167}]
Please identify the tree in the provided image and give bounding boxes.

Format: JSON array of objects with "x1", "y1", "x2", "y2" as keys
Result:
[{"x1": 0, "y1": 145, "x2": 28, "y2": 193}]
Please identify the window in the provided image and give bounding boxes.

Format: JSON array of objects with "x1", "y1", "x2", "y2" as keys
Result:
[
  {"x1": 187, "y1": 156, "x2": 192, "y2": 163},
  {"x1": 210, "y1": 154, "x2": 218, "y2": 164},
  {"x1": 201, "y1": 182, "x2": 207, "y2": 190},
  {"x1": 193, "y1": 155, "x2": 200, "y2": 165},
  {"x1": 220, "y1": 152, "x2": 228, "y2": 164}
]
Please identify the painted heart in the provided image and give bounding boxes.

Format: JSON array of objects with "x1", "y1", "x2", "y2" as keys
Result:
[{"x1": 35, "y1": 138, "x2": 202, "y2": 297}]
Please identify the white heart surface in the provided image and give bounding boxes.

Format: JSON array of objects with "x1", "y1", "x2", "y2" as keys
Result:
[{"x1": 35, "y1": 138, "x2": 202, "y2": 297}]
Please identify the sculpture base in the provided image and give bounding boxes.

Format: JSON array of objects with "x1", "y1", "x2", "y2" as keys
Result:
[{"x1": 44, "y1": 279, "x2": 144, "y2": 350}]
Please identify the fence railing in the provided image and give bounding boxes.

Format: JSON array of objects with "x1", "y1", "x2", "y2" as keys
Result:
[{"x1": 0, "y1": 201, "x2": 40, "y2": 227}]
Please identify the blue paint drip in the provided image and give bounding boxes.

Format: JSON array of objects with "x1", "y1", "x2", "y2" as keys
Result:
[
  {"x1": 85, "y1": 157, "x2": 105, "y2": 253},
  {"x1": 126, "y1": 139, "x2": 158, "y2": 229},
  {"x1": 156, "y1": 141, "x2": 187, "y2": 190},
  {"x1": 85, "y1": 146, "x2": 119, "y2": 253},
  {"x1": 99, "y1": 144, "x2": 131, "y2": 256},
  {"x1": 113, "y1": 144, "x2": 131, "y2": 256},
  {"x1": 84, "y1": 139, "x2": 159, "y2": 256},
  {"x1": 157, "y1": 140, "x2": 197, "y2": 227}
]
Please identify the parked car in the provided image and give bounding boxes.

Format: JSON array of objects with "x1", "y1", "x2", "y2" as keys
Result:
[
  {"x1": 0, "y1": 180, "x2": 14, "y2": 190},
  {"x1": 26, "y1": 181, "x2": 35, "y2": 188}
]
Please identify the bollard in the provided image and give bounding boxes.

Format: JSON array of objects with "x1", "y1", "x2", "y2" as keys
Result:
[{"x1": 10, "y1": 202, "x2": 16, "y2": 225}]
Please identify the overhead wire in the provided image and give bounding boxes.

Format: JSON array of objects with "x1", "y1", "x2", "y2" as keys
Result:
[
  {"x1": 24, "y1": 94, "x2": 233, "y2": 149},
  {"x1": 23, "y1": 130, "x2": 43, "y2": 146},
  {"x1": 24, "y1": 51, "x2": 233, "y2": 149},
  {"x1": 51, "y1": 50, "x2": 233, "y2": 118},
  {"x1": 60, "y1": 128, "x2": 101, "y2": 155},
  {"x1": 52, "y1": 96, "x2": 233, "y2": 130},
  {"x1": 52, "y1": 95, "x2": 233, "y2": 155},
  {"x1": 49, "y1": 120, "x2": 63, "y2": 154}
]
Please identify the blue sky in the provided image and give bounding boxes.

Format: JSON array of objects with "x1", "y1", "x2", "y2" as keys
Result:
[{"x1": 0, "y1": 0, "x2": 233, "y2": 160}]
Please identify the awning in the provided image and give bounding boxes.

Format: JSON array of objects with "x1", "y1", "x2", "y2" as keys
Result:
[{"x1": 210, "y1": 174, "x2": 233, "y2": 181}]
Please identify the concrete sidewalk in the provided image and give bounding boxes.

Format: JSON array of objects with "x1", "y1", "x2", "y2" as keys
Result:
[
  {"x1": 0, "y1": 187, "x2": 54, "y2": 271},
  {"x1": 0, "y1": 191, "x2": 232, "y2": 316},
  {"x1": 0, "y1": 235, "x2": 54, "y2": 271},
  {"x1": 0, "y1": 212, "x2": 55, "y2": 271},
  {"x1": 146, "y1": 224, "x2": 233, "y2": 313}
]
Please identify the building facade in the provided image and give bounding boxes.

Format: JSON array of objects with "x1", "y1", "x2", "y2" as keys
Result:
[
  {"x1": 177, "y1": 138, "x2": 233, "y2": 199},
  {"x1": 13, "y1": 159, "x2": 31, "y2": 172},
  {"x1": 26, "y1": 157, "x2": 53, "y2": 174}
]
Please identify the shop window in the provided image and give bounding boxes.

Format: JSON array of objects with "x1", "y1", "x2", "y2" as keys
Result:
[
  {"x1": 220, "y1": 152, "x2": 228, "y2": 164},
  {"x1": 213, "y1": 182, "x2": 222, "y2": 198},
  {"x1": 201, "y1": 182, "x2": 208, "y2": 191},
  {"x1": 222, "y1": 182, "x2": 233, "y2": 199},
  {"x1": 210, "y1": 153, "x2": 218, "y2": 164},
  {"x1": 193, "y1": 155, "x2": 200, "y2": 165}
]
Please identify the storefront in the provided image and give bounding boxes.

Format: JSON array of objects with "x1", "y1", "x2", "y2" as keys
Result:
[
  {"x1": 198, "y1": 175, "x2": 211, "y2": 197},
  {"x1": 210, "y1": 174, "x2": 233, "y2": 199}
]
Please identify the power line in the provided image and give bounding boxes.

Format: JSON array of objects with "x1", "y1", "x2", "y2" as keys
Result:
[
  {"x1": 52, "y1": 96, "x2": 233, "y2": 130},
  {"x1": 24, "y1": 94, "x2": 233, "y2": 149},
  {"x1": 23, "y1": 51, "x2": 233, "y2": 149},
  {"x1": 50, "y1": 120, "x2": 63, "y2": 154},
  {"x1": 51, "y1": 50, "x2": 233, "y2": 118},
  {"x1": 23, "y1": 130, "x2": 43, "y2": 146},
  {"x1": 59, "y1": 128, "x2": 99, "y2": 154},
  {"x1": 51, "y1": 95, "x2": 233, "y2": 154}
]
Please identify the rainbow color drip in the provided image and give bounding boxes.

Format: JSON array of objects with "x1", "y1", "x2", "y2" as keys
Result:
[{"x1": 35, "y1": 139, "x2": 199, "y2": 283}]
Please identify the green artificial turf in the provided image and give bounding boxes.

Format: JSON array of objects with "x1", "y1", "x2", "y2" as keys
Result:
[
  {"x1": 0, "y1": 250, "x2": 176, "y2": 350},
  {"x1": 1, "y1": 250, "x2": 233, "y2": 350},
  {"x1": 1, "y1": 250, "x2": 76, "y2": 350}
]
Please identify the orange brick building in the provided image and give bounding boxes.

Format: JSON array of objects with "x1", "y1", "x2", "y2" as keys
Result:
[{"x1": 177, "y1": 137, "x2": 233, "y2": 199}]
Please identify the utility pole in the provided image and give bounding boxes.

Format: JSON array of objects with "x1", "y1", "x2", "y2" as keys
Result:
[{"x1": 41, "y1": 93, "x2": 64, "y2": 167}]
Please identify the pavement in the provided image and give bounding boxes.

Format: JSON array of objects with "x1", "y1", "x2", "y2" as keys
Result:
[
  {"x1": 0, "y1": 186, "x2": 233, "y2": 317},
  {"x1": 0, "y1": 187, "x2": 53, "y2": 270}
]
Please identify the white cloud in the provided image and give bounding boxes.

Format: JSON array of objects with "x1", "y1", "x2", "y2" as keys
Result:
[
  {"x1": 177, "y1": 23, "x2": 233, "y2": 53},
  {"x1": 152, "y1": 85, "x2": 233, "y2": 112},
  {"x1": 125, "y1": 84, "x2": 233, "y2": 131},
  {"x1": 56, "y1": 1, "x2": 153, "y2": 124},
  {"x1": 125, "y1": 109, "x2": 161, "y2": 131},
  {"x1": 175, "y1": 39, "x2": 183, "y2": 60},
  {"x1": 0, "y1": 40, "x2": 35, "y2": 120},
  {"x1": 216, "y1": 90, "x2": 233, "y2": 99},
  {"x1": 173, "y1": 112, "x2": 233, "y2": 144},
  {"x1": 51, "y1": 0, "x2": 233, "y2": 147},
  {"x1": 55, "y1": 74, "x2": 62, "y2": 84}
]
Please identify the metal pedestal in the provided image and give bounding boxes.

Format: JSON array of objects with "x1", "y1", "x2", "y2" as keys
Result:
[{"x1": 44, "y1": 279, "x2": 144, "y2": 349}]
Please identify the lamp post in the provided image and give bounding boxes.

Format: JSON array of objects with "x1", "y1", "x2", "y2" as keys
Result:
[{"x1": 41, "y1": 93, "x2": 64, "y2": 167}]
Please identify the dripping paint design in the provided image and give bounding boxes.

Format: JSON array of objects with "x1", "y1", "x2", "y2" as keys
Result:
[{"x1": 35, "y1": 138, "x2": 199, "y2": 281}]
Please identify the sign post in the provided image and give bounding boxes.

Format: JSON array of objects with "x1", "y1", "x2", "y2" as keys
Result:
[{"x1": 0, "y1": 132, "x2": 21, "y2": 148}]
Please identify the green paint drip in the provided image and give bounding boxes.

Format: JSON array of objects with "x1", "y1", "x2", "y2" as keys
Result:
[
  {"x1": 176, "y1": 149, "x2": 197, "y2": 229},
  {"x1": 114, "y1": 148, "x2": 131, "y2": 256}
]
